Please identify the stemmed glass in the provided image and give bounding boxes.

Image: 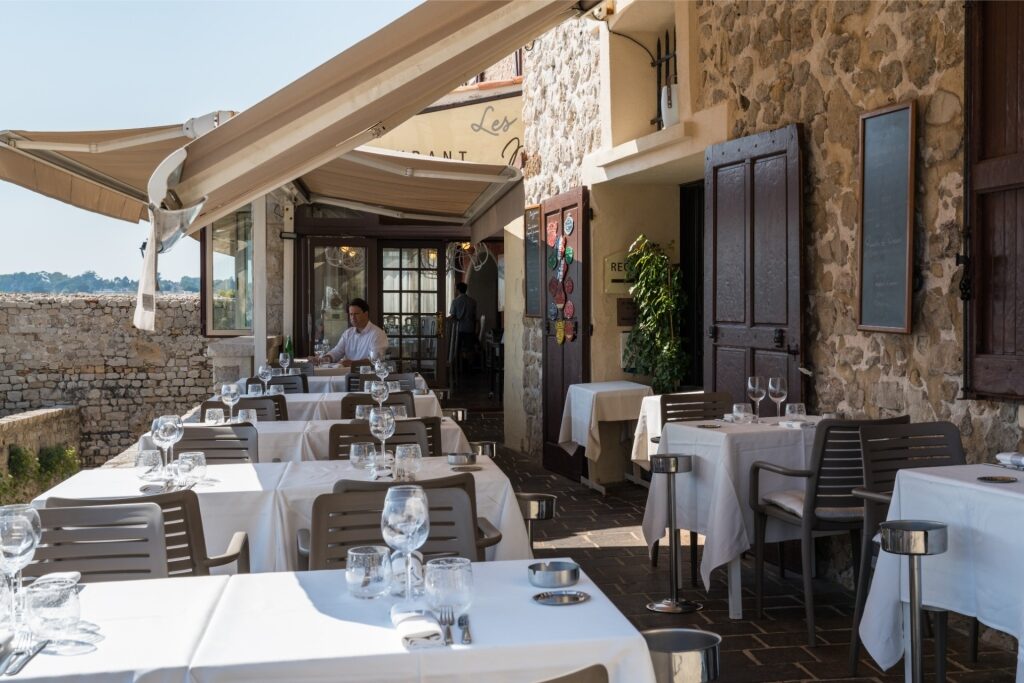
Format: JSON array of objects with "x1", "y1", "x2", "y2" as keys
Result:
[
  {"x1": 220, "y1": 383, "x2": 240, "y2": 422},
  {"x1": 151, "y1": 415, "x2": 184, "y2": 476},
  {"x1": 369, "y1": 407, "x2": 396, "y2": 473},
  {"x1": 381, "y1": 485, "x2": 429, "y2": 607},
  {"x1": 279, "y1": 352, "x2": 291, "y2": 375},
  {"x1": 0, "y1": 507, "x2": 40, "y2": 632},
  {"x1": 257, "y1": 364, "x2": 273, "y2": 394},
  {"x1": 746, "y1": 376, "x2": 766, "y2": 423},
  {"x1": 768, "y1": 376, "x2": 788, "y2": 417},
  {"x1": 374, "y1": 358, "x2": 390, "y2": 382},
  {"x1": 369, "y1": 380, "x2": 389, "y2": 408}
]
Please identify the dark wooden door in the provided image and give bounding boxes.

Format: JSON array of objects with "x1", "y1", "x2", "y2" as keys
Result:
[
  {"x1": 541, "y1": 188, "x2": 590, "y2": 479},
  {"x1": 965, "y1": 1, "x2": 1024, "y2": 399},
  {"x1": 703, "y1": 124, "x2": 804, "y2": 411}
]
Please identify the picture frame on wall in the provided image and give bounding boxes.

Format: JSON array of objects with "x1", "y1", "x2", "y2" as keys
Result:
[{"x1": 857, "y1": 100, "x2": 916, "y2": 334}]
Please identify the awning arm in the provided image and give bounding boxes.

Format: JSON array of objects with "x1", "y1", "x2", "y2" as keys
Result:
[
  {"x1": 310, "y1": 194, "x2": 461, "y2": 224},
  {"x1": 346, "y1": 151, "x2": 519, "y2": 184},
  {"x1": 9, "y1": 111, "x2": 236, "y2": 154}
]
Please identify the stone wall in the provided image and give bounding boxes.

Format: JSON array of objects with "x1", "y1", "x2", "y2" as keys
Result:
[
  {"x1": 517, "y1": 17, "x2": 603, "y2": 455},
  {"x1": 695, "y1": 0, "x2": 1022, "y2": 457},
  {"x1": 0, "y1": 294, "x2": 211, "y2": 466},
  {"x1": 0, "y1": 407, "x2": 80, "y2": 473}
]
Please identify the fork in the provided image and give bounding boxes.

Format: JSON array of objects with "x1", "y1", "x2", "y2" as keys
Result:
[
  {"x1": 0, "y1": 631, "x2": 32, "y2": 675},
  {"x1": 439, "y1": 607, "x2": 454, "y2": 645}
]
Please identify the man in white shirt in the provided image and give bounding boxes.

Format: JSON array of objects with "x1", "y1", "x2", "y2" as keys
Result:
[{"x1": 316, "y1": 298, "x2": 388, "y2": 367}]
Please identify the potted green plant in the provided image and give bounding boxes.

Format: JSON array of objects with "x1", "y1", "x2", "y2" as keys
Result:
[{"x1": 622, "y1": 234, "x2": 687, "y2": 394}]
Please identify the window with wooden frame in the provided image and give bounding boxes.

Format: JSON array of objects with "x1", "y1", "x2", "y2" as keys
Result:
[
  {"x1": 965, "y1": 2, "x2": 1024, "y2": 400},
  {"x1": 201, "y1": 205, "x2": 254, "y2": 336}
]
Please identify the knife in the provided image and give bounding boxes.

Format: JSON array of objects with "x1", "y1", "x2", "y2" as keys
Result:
[{"x1": 5, "y1": 640, "x2": 48, "y2": 676}]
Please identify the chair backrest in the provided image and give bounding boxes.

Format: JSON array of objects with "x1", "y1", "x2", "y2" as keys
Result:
[
  {"x1": 661, "y1": 391, "x2": 733, "y2": 423},
  {"x1": 178, "y1": 424, "x2": 258, "y2": 463},
  {"x1": 541, "y1": 665, "x2": 609, "y2": 683},
  {"x1": 805, "y1": 415, "x2": 911, "y2": 521},
  {"x1": 246, "y1": 374, "x2": 307, "y2": 394},
  {"x1": 327, "y1": 420, "x2": 429, "y2": 460},
  {"x1": 419, "y1": 416, "x2": 443, "y2": 458},
  {"x1": 201, "y1": 396, "x2": 286, "y2": 422},
  {"x1": 860, "y1": 421, "x2": 966, "y2": 494},
  {"x1": 310, "y1": 481, "x2": 477, "y2": 570},
  {"x1": 27, "y1": 503, "x2": 168, "y2": 583},
  {"x1": 47, "y1": 489, "x2": 213, "y2": 577},
  {"x1": 346, "y1": 372, "x2": 416, "y2": 392},
  {"x1": 340, "y1": 391, "x2": 416, "y2": 419}
]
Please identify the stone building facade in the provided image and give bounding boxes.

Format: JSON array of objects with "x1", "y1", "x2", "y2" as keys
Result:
[
  {"x1": 510, "y1": 0, "x2": 1022, "y2": 460},
  {"x1": 0, "y1": 294, "x2": 211, "y2": 466}
]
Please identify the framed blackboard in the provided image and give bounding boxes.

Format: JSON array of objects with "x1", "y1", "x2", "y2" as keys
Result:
[
  {"x1": 524, "y1": 204, "x2": 542, "y2": 317},
  {"x1": 857, "y1": 101, "x2": 916, "y2": 333}
]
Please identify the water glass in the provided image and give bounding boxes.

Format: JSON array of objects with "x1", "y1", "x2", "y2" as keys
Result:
[
  {"x1": 350, "y1": 442, "x2": 376, "y2": 469},
  {"x1": 425, "y1": 557, "x2": 473, "y2": 617},
  {"x1": 785, "y1": 403, "x2": 808, "y2": 419},
  {"x1": 177, "y1": 451, "x2": 207, "y2": 483},
  {"x1": 354, "y1": 404, "x2": 371, "y2": 421},
  {"x1": 25, "y1": 577, "x2": 79, "y2": 640},
  {"x1": 247, "y1": 384, "x2": 264, "y2": 397},
  {"x1": 204, "y1": 408, "x2": 225, "y2": 425},
  {"x1": 387, "y1": 381, "x2": 401, "y2": 393},
  {"x1": 392, "y1": 406, "x2": 408, "y2": 419},
  {"x1": 345, "y1": 546, "x2": 391, "y2": 599},
  {"x1": 169, "y1": 459, "x2": 195, "y2": 488},
  {"x1": 359, "y1": 365, "x2": 373, "y2": 375},
  {"x1": 134, "y1": 450, "x2": 163, "y2": 481},
  {"x1": 236, "y1": 408, "x2": 258, "y2": 424},
  {"x1": 268, "y1": 384, "x2": 285, "y2": 396},
  {"x1": 732, "y1": 403, "x2": 754, "y2": 424},
  {"x1": 394, "y1": 443, "x2": 422, "y2": 482}
]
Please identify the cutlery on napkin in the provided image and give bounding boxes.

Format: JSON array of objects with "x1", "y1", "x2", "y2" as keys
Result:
[
  {"x1": 5, "y1": 640, "x2": 48, "y2": 676},
  {"x1": 390, "y1": 605, "x2": 446, "y2": 650},
  {"x1": 996, "y1": 452, "x2": 1024, "y2": 468}
]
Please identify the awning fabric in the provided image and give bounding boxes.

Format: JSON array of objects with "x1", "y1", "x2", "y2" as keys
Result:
[{"x1": 159, "y1": 0, "x2": 590, "y2": 233}]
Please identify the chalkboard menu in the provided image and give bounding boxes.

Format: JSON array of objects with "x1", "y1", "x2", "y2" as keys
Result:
[
  {"x1": 524, "y1": 204, "x2": 542, "y2": 317},
  {"x1": 857, "y1": 102, "x2": 916, "y2": 333}
]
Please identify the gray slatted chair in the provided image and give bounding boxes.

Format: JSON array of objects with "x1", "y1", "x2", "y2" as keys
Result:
[
  {"x1": 750, "y1": 415, "x2": 910, "y2": 646},
  {"x1": 340, "y1": 391, "x2": 416, "y2": 419},
  {"x1": 347, "y1": 372, "x2": 417, "y2": 392},
  {"x1": 26, "y1": 503, "x2": 167, "y2": 583},
  {"x1": 177, "y1": 424, "x2": 258, "y2": 463},
  {"x1": 419, "y1": 417, "x2": 444, "y2": 458},
  {"x1": 308, "y1": 483, "x2": 477, "y2": 570},
  {"x1": 651, "y1": 391, "x2": 733, "y2": 585},
  {"x1": 849, "y1": 420, "x2": 975, "y2": 675},
  {"x1": 327, "y1": 420, "x2": 429, "y2": 460},
  {"x1": 48, "y1": 489, "x2": 250, "y2": 576},
  {"x1": 246, "y1": 374, "x2": 307, "y2": 394},
  {"x1": 541, "y1": 665, "x2": 609, "y2": 683},
  {"x1": 201, "y1": 395, "x2": 287, "y2": 422}
]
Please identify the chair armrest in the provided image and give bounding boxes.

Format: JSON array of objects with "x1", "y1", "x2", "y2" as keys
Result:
[
  {"x1": 296, "y1": 528, "x2": 310, "y2": 571},
  {"x1": 476, "y1": 517, "x2": 502, "y2": 549},
  {"x1": 206, "y1": 531, "x2": 250, "y2": 573},
  {"x1": 749, "y1": 461, "x2": 813, "y2": 510},
  {"x1": 851, "y1": 487, "x2": 892, "y2": 505}
]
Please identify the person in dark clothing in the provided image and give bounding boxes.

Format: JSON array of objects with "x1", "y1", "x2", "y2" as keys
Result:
[{"x1": 449, "y1": 282, "x2": 478, "y2": 367}]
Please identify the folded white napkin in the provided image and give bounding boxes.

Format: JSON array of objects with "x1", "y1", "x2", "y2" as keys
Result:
[
  {"x1": 721, "y1": 414, "x2": 735, "y2": 423},
  {"x1": 779, "y1": 420, "x2": 814, "y2": 429},
  {"x1": 33, "y1": 571, "x2": 82, "y2": 585},
  {"x1": 390, "y1": 604, "x2": 445, "y2": 650},
  {"x1": 996, "y1": 452, "x2": 1024, "y2": 468}
]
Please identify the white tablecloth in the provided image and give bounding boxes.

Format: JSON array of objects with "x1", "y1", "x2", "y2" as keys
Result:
[
  {"x1": 306, "y1": 373, "x2": 349, "y2": 393},
  {"x1": 630, "y1": 394, "x2": 664, "y2": 465},
  {"x1": 558, "y1": 381, "x2": 653, "y2": 462},
  {"x1": 643, "y1": 417, "x2": 819, "y2": 589},
  {"x1": 274, "y1": 457, "x2": 531, "y2": 569},
  {"x1": 189, "y1": 561, "x2": 655, "y2": 683},
  {"x1": 13, "y1": 575, "x2": 229, "y2": 683},
  {"x1": 860, "y1": 464, "x2": 1024, "y2": 680},
  {"x1": 34, "y1": 464, "x2": 287, "y2": 575},
  {"x1": 284, "y1": 391, "x2": 442, "y2": 420}
]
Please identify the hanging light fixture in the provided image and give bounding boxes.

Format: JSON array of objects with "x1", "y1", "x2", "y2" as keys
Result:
[
  {"x1": 446, "y1": 241, "x2": 491, "y2": 274},
  {"x1": 324, "y1": 245, "x2": 366, "y2": 271}
]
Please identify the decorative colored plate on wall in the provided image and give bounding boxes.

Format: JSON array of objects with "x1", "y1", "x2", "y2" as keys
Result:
[
  {"x1": 555, "y1": 320, "x2": 566, "y2": 344},
  {"x1": 563, "y1": 215, "x2": 575, "y2": 235},
  {"x1": 564, "y1": 246, "x2": 574, "y2": 265},
  {"x1": 547, "y1": 252, "x2": 558, "y2": 270},
  {"x1": 563, "y1": 276, "x2": 575, "y2": 295},
  {"x1": 547, "y1": 301, "x2": 559, "y2": 320},
  {"x1": 565, "y1": 321, "x2": 576, "y2": 341},
  {"x1": 546, "y1": 221, "x2": 558, "y2": 247},
  {"x1": 554, "y1": 288, "x2": 566, "y2": 306},
  {"x1": 563, "y1": 299, "x2": 575, "y2": 319},
  {"x1": 548, "y1": 278, "x2": 560, "y2": 297}
]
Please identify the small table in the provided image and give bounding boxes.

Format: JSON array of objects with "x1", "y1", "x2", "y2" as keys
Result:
[
  {"x1": 860, "y1": 464, "x2": 1024, "y2": 681},
  {"x1": 643, "y1": 416, "x2": 819, "y2": 618},
  {"x1": 283, "y1": 391, "x2": 442, "y2": 420},
  {"x1": 558, "y1": 381, "x2": 653, "y2": 493}
]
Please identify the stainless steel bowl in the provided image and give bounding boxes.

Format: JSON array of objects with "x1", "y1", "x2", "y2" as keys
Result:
[
  {"x1": 527, "y1": 561, "x2": 580, "y2": 588},
  {"x1": 447, "y1": 453, "x2": 478, "y2": 466}
]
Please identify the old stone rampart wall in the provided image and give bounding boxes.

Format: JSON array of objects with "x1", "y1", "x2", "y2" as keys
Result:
[{"x1": 0, "y1": 294, "x2": 211, "y2": 466}]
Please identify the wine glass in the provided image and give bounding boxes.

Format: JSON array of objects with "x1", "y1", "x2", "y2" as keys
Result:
[
  {"x1": 279, "y1": 352, "x2": 291, "y2": 375},
  {"x1": 257, "y1": 364, "x2": 273, "y2": 394},
  {"x1": 0, "y1": 511, "x2": 39, "y2": 632},
  {"x1": 394, "y1": 443, "x2": 422, "y2": 482},
  {"x1": 374, "y1": 359, "x2": 390, "y2": 381},
  {"x1": 220, "y1": 383, "x2": 241, "y2": 422},
  {"x1": 369, "y1": 407, "x2": 396, "y2": 471},
  {"x1": 152, "y1": 415, "x2": 184, "y2": 475},
  {"x1": 768, "y1": 376, "x2": 788, "y2": 417},
  {"x1": 746, "y1": 376, "x2": 766, "y2": 423},
  {"x1": 381, "y1": 485, "x2": 429, "y2": 606},
  {"x1": 369, "y1": 380, "x2": 389, "y2": 408}
]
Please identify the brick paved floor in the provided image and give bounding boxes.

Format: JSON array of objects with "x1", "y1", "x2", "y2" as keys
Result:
[{"x1": 456, "y1": 412, "x2": 1018, "y2": 683}]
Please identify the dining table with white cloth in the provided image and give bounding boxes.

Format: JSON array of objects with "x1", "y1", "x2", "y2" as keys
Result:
[
  {"x1": 558, "y1": 381, "x2": 653, "y2": 462},
  {"x1": 860, "y1": 464, "x2": 1024, "y2": 681},
  {"x1": 33, "y1": 459, "x2": 530, "y2": 573},
  {"x1": 643, "y1": 415, "x2": 820, "y2": 618},
  {"x1": 630, "y1": 394, "x2": 666, "y2": 465},
  {"x1": 11, "y1": 562, "x2": 654, "y2": 683},
  {"x1": 283, "y1": 390, "x2": 443, "y2": 420}
]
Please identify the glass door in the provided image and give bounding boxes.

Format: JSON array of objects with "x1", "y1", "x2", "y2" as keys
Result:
[
  {"x1": 380, "y1": 243, "x2": 447, "y2": 385},
  {"x1": 299, "y1": 238, "x2": 374, "y2": 356}
]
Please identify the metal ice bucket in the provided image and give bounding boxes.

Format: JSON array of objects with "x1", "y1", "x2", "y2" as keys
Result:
[{"x1": 642, "y1": 628, "x2": 721, "y2": 682}]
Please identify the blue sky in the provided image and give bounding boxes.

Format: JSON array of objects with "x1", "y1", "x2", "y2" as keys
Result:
[{"x1": 0, "y1": 0, "x2": 417, "y2": 279}]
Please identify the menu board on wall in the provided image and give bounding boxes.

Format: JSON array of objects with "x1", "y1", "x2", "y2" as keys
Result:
[
  {"x1": 524, "y1": 204, "x2": 542, "y2": 317},
  {"x1": 857, "y1": 101, "x2": 916, "y2": 333}
]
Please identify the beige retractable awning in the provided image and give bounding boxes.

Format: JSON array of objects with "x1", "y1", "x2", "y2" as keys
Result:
[{"x1": 160, "y1": 0, "x2": 592, "y2": 233}]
